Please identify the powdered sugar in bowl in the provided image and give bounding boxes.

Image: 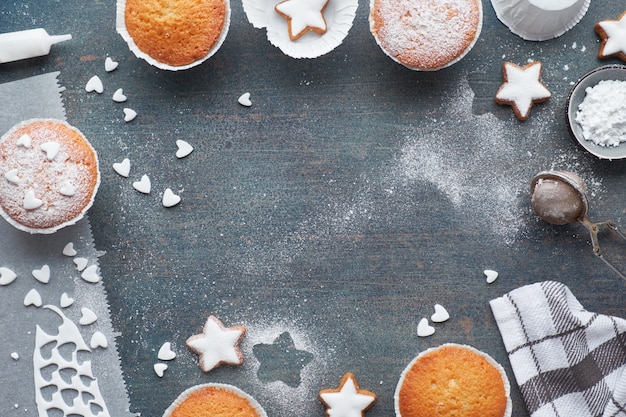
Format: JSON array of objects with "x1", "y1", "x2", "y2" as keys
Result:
[{"x1": 566, "y1": 65, "x2": 626, "y2": 160}]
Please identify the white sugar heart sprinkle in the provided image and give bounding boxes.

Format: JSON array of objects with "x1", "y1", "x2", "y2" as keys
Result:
[
  {"x1": 5, "y1": 169, "x2": 20, "y2": 185},
  {"x1": 40, "y1": 142, "x2": 60, "y2": 160},
  {"x1": 105, "y1": 56, "x2": 119, "y2": 72},
  {"x1": 79, "y1": 307, "x2": 98, "y2": 325},
  {"x1": 484, "y1": 269, "x2": 499, "y2": 284},
  {"x1": 16, "y1": 134, "x2": 32, "y2": 148},
  {"x1": 112, "y1": 88, "x2": 127, "y2": 103},
  {"x1": 32, "y1": 265, "x2": 50, "y2": 284},
  {"x1": 154, "y1": 363, "x2": 168, "y2": 378},
  {"x1": 238, "y1": 92, "x2": 252, "y2": 107},
  {"x1": 113, "y1": 158, "x2": 131, "y2": 177},
  {"x1": 23, "y1": 190, "x2": 43, "y2": 210},
  {"x1": 175, "y1": 140, "x2": 193, "y2": 158},
  {"x1": 133, "y1": 175, "x2": 151, "y2": 194},
  {"x1": 60, "y1": 292, "x2": 74, "y2": 308},
  {"x1": 90, "y1": 331, "x2": 108, "y2": 349},
  {"x1": 85, "y1": 75, "x2": 104, "y2": 94},
  {"x1": 62, "y1": 242, "x2": 77, "y2": 257},
  {"x1": 59, "y1": 181, "x2": 76, "y2": 196},
  {"x1": 158, "y1": 342, "x2": 176, "y2": 361},
  {"x1": 24, "y1": 289, "x2": 42, "y2": 307},
  {"x1": 73, "y1": 257, "x2": 88, "y2": 271},
  {"x1": 0, "y1": 267, "x2": 17, "y2": 286},
  {"x1": 123, "y1": 108, "x2": 137, "y2": 122},
  {"x1": 81, "y1": 264, "x2": 101, "y2": 283},
  {"x1": 417, "y1": 318, "x2": 435, "y2": 337},
  {"x1": 10, "y1": 352, "x2": 19, "y2": 361},
  {"x1": 431, "y1": 304, "x2": 450, "y2": 323},
  {"x1": 162, "y1": 188, "x2": 181, "y2": 207}
]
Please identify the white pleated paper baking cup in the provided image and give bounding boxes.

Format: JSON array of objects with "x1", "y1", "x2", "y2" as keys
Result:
[
  {"x1": 242, "y1": 0, "x2": 358, "y2": 59},
  {"x1": 490, "y1": 0, "x2": 590, "y2": 41},
  {"x1": 116, "y1": 0, "x2": 231, "y2": 70}
]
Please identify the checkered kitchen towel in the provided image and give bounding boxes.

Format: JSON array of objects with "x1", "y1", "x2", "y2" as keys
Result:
[{"x1": 490, "y1": 281, "x2": 626, "y2": 417}]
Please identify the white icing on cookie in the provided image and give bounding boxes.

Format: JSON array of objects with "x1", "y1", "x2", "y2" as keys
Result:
[
  {"x1": 186, "y1": 315, "x2": 246, "y2": 372},
  {"x1": 495, "y1": 62, "x2": 551, "y2": 120},
  {"x1": 319, "y1": 373, "x2": 376, "y2": 417},
  {"x1": 598, "y1": 14, "x2": 626, "y2": 57},
  {"x1": 275, "y1": 0, "x2": 328, "y2": 40}
]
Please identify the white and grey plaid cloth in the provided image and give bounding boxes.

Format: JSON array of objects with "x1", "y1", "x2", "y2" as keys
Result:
[{"x1": 490, "y1": 281, "x2": 626, "y2": 417}]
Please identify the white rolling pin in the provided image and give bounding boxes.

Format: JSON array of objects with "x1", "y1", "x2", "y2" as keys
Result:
[{"x1": 0, "y1": 28, "x2": 71, "y2": 64}]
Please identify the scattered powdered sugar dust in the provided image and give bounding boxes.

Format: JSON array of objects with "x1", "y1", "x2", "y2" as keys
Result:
[
  {"x1": 387, "y1": 79, "x2": 526, "y2": 244},
  {"x1": 240, "y1": 318, "x2": 335, "y2": 417}
]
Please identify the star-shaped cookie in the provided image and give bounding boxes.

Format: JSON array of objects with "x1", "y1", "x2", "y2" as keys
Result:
[
  {"x1": 319, "y1": 372, "x2": 376, "y2": 417},
  {"x1": 275, "y1": 0, "x2": 329, "y2": 41},
  {"x1": 495, "y1": 61, "x2": 551, "y2": 121},
  {"x1": 595, "y1": 11, "x2": 626, "y2": 61},
  {"x1": 186, "y1": 315, "x2": 246, "y2": 372}
]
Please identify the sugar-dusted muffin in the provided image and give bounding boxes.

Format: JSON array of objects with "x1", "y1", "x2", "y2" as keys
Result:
[
  {"x1": 0, "y1": 119, "x2": 100, "y2": 234},
  {"x1": 369, "y1": 0, "x2": 482, "y2": 71},
  {"x1": 395, "y1": 344, "x2": 511, "y2": 417},
  {"x1": 119, "y1": 0, "x2": 231, "y2": 70},
  {"x1": 163, "y1": 384, "x2": 267, "y2": 417}
]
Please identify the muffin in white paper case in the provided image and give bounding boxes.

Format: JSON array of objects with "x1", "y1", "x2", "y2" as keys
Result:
[
  {"x1": 116, "y1": 0, "x2": 231, "y2": 71},
  {"x1": 243, "y1": 0, "x2": 358, "y2": 59},
  {"x1": 491, "y1": 0, "x2": 590, "y2": 41}
]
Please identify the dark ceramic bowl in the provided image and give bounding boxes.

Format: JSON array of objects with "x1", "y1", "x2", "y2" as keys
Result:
[{"x1": 566, "y1": 64, "x2": 626, "y2": 160}]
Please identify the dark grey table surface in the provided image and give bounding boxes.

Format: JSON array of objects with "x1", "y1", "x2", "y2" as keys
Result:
[{"x1": 1, "y1": 1, "x2": 626, "y2": 417}]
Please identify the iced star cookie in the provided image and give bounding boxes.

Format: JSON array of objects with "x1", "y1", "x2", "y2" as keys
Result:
[
  {"x1": 495, "y1": 61, "x2": 551, "y2": 121},
  {"x1": 320, "y1": 373, "x2": 376, "y2": 417},
  {"x1": 275, "y1": 0, "x2": 329, "y2": 41},
  {"x1": 242, "y1": 0, "x2": 357, "y2": 58},
  {"x1": 186, "y1": 315, "x2": 246, "y2": 372},
  {"x1": 0, "y1": 119, "x2": 100, "y2": 234},
  {"x1": 595, "y1": 11, "x2": 626, "y2": 61},
  {"x1": 163, "y1": 383, "x2": 268, "y2": 417}
]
